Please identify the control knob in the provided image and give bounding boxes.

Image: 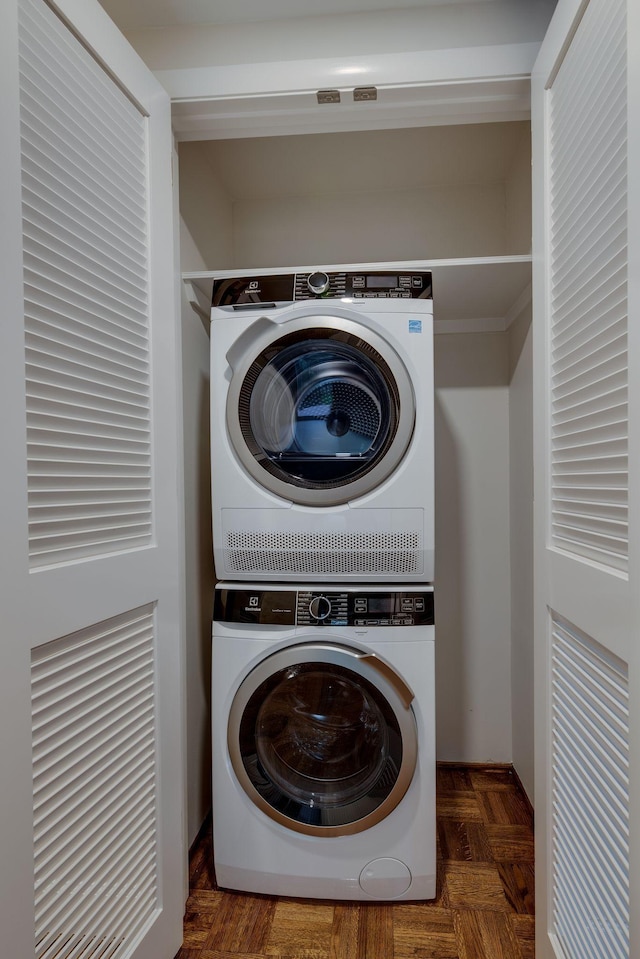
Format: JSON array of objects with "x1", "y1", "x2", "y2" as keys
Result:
[
  {"x1": 309, "y1": 595, "x2": 332, "y2": 621},
  {"x1": 307, "y1": 271, "x2": 330, "y2": 296}
]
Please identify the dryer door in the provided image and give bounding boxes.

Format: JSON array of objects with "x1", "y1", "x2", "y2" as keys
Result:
[
  {"x1": 227, "y1": 642, "x2": 418, "y2": 836},
  {"x1": 226, "y1": 315, "x2": 415, "y2": 506}
]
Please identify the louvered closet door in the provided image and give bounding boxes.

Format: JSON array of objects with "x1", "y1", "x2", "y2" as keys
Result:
[
  {"x1": 532, "y1": 1, "x2": 639, "y2": 958},
  {"x1": 0, "y1": 2, "x2": 185, "y2": 958}
]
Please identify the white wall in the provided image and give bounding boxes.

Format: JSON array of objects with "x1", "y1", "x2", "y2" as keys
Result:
[
  {"x1": 178, "y1": 141, "x2": 234, "y2": 271},
  {"x1": 178, "y1": 211, "x2": 216, "y2": 844},
  {"x1": 505, "y1": 123, "x2": 532, "y2": 254},
  {"x1": 434, "y1": 333, "x2": 513, "y2": 762},
  {"x1": 508, "y1": 302, "x2": 534, "y2": 800},
  {"x1": 180, "y1": 122, "x2": 530, "y2": 269},
  {"x1": 232, "y1": 183, "x2": 507, "y2": 267},
  {"x1": 505, "y1": 122, "x2": 533, "y2": 798}
]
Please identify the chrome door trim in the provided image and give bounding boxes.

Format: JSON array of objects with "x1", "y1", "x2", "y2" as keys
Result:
[
  {"x1": 225, "y1": 313, "x2": 416, "y2": 506},
  {"x1": 227, "y1": 642, "x2": 418, "y2": 837},
  {"x1": 357, "y1": 653, "x2": 414, "y2": 708}
]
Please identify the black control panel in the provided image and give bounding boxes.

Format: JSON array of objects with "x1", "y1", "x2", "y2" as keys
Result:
[
  {"x1": 212, "y1": 270, "x2": 433, "y2": 307},
  {"x1": 214, "y1": 588, "x2": 434, "y2": 627}
]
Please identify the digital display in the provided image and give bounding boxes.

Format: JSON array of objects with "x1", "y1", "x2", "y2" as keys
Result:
[
  {"x1": 367, "y1": 597, "x2": 395, "y2": 613},
  {"x1": 367, "y1": 275, "x2": 397, "y2": 288}
]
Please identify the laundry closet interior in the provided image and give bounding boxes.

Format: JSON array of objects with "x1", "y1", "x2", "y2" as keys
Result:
[
  {"x1": 4, "y1": 0, "x2": 636, "y2": 952},
  {"x1": 177, "y1": 108, "x2": 536, "y2": 844}
]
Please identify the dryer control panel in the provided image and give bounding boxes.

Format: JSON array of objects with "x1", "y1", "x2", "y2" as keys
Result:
[
  {"x1": 214, "y1": 587, "x2": 435, "y2": 627},
  {"x1": 212, "y1": 270, "x2": 433, "y2": 307}
]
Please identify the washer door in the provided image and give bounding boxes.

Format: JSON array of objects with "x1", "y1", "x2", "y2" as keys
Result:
[
  {"x1": 228, "y1": 642, "x2": 418, "y2": 836},
  {"x1": 226, "y1": 315, "x2": 415, "y2": 506}
]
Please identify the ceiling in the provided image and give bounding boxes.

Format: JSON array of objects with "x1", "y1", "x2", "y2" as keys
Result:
[{"x1": 97, "y1": 0, "x2": 485, "y2": 31}]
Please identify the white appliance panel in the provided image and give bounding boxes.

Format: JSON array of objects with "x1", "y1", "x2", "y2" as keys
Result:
[
  {"x1": 211, "y1": 583, "x2": 436, "y2": 901},
  {"x1": 210, "y1": 269, "x2": 434, "y2": 583}
]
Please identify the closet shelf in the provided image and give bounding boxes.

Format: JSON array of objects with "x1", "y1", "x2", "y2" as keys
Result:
[{"x1": 183, "y1": 255, "x2": 532, "y2": 334}]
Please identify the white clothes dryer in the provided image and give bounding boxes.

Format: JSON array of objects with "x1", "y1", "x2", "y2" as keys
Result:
[
  {"x1": 211, "y1": 582, "x2": 436, "y2": 901},
  {"x1": 210, "y1": 267, "x2": 434, "y2": 583}
]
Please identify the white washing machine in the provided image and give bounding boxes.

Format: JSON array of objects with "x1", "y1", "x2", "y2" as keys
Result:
[
  {"x1": 211, "y1": 582, "x2": 436, "y2": 901},
  {"x1": 210, "y1": 267, "x2": 434, "y2": 583}
]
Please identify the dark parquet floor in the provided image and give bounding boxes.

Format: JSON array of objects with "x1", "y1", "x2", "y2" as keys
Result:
[{"x1": 174, "y1": 764, "x2": 535, "y2": 959}]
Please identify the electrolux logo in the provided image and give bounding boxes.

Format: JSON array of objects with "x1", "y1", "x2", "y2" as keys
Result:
[
  {"x1": 244, "y1": 595, "x2": 262, "y2": 614},
  {"x1": 248, "y1": 280, "x2": 259, "y2": 291}
]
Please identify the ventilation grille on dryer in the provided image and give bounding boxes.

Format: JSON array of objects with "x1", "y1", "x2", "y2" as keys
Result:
[{"x1": 225, "y1": 529, "x2": 422, "y2": 575}]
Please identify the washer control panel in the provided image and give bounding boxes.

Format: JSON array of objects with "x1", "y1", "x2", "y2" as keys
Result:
[
  {"x1": 212, "y1": 270, "x2": 433, "y2": 306},
  {"x1": 298, "y1": 592, "x2": 349, "y2": 625},
  {"x1": 214, "y1": 587, "x2": 434, "y2": 627}
]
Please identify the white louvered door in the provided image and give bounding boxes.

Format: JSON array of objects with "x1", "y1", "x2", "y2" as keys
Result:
[
  {"x1": 0, "y1": 1, "x2": 185, "y2": 958},
  {"x1": 532, "y1": 1, "x2": 639, "y2": 957}
]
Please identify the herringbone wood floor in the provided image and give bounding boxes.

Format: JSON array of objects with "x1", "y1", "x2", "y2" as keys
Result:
[{"x1": 174, "y1": 764, "x2": 534, "y2": 959}]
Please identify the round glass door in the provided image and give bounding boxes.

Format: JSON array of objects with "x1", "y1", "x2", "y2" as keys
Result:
[
  {"x1": 228, "y1": 643, "x2": 418, "y2": 836},
  {"x1": 226, "y1": 318, "x2": 415, "y2": 506}
]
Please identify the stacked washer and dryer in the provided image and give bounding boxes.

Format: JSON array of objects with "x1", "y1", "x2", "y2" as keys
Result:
[{"x1": 210, "y1": 267, "x2": 436, "y2": 900}]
